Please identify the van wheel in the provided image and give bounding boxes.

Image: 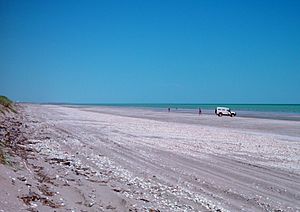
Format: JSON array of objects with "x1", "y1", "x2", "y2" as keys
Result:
[
  {"x1": 230, "y1": 114, "x2": 233, "y2": 117},
  {"x1": 219, "y1": 113, "x2": 222, "y2": 117}
]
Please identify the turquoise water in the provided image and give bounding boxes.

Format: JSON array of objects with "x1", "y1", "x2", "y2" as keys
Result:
[{"x1": 73, "y1": 103, "x2": 300, "y2": 114}]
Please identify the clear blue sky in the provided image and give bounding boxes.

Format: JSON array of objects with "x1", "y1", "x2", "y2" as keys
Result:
[{"x1": 1, "y1": 0, "x2": 300, "y2": 103}]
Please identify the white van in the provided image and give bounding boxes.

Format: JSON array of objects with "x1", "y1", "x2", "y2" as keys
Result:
[{"x1": 215, "y1": 107, "x2": 236, "y2": 117}]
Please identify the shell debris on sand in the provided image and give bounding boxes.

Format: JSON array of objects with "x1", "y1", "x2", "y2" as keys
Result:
[{"x1": 1, "y1": 104, "x2": 300, "y2": 212}]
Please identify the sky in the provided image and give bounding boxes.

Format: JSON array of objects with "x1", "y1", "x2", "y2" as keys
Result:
[{"x1": 1, "y1": 0, "x2": 300, "y2": 104}]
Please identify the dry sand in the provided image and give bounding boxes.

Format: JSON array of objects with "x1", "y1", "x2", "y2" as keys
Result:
[{"x1": 1, "y1": 104, "x2": 300, "y2": 211}]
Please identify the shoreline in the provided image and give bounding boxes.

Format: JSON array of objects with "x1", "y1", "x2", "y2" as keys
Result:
[
  {"x1": 76, "y1": 105, "x2": 300, "y2": 138},
  {"x1": 42, "y1": 103, "x2": 300, "y2": 122}
]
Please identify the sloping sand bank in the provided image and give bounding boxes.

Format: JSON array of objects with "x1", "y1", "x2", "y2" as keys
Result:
[{"x1": 1, "y1": 104, "x2": 300, "y2": 211}]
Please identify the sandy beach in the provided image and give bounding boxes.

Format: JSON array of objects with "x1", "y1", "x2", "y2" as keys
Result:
[{"x1": 1, "y1": 104, "x2": 300, "y2": 211}]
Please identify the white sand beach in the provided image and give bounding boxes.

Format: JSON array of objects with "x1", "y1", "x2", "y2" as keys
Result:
[{"x1": 1, "y1": 104, "x2": 300, "y2": 211}]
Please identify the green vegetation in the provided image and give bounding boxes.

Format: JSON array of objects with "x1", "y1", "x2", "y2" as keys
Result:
[
  {"x1": 0, "y1": 95, "x2": 13, "y2": 106},
  {"x1": 0, "y1": 146, "x2": 7, "y2": 164},
  {"x1": 0, "y1": 137, "x2": 7, "y2": 164},
  {"x1": 0, "y1": 143, "x2": 12, "y2": 166},
  {"x1": 0, "y1": 96, "x2": 15, "y2": 164},
  {"x1": 0, "y1": 95, "x2": 16, "y2": 114}
]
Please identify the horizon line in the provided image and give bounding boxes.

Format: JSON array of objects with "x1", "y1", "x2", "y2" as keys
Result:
[{"x1": 18, "y1": 102, "x2": 300, "y2": 105}]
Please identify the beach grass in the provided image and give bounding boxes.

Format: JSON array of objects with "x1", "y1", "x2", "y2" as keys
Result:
[
  {"x1": 0, "y1": 130, "x2": 7, "y2": 165},
  {"x1": 0, "y1": 146, "x2": 7, "y2": 165},
  {"x1": 0, "y1": 143, "x2": 12, "y2": 166},
  {"x1": 0, "y1": 96, "x2": 16, "y2": 114},
  {"x1": 0, "y1": 96, "x2": 14, "y2": 164}
]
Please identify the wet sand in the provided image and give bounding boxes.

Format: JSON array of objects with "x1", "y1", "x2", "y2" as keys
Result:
[{"x1": 1, "y1": 104, "x2": 300, "y2": 211}]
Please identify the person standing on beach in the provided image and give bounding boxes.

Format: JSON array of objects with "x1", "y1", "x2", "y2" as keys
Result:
[
  {"x1": 199, "y1": 108, "x2": 202, "y2": 115},
  {"x1": 168, "y1": 108, "x2": 170, "y2": 112}
]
